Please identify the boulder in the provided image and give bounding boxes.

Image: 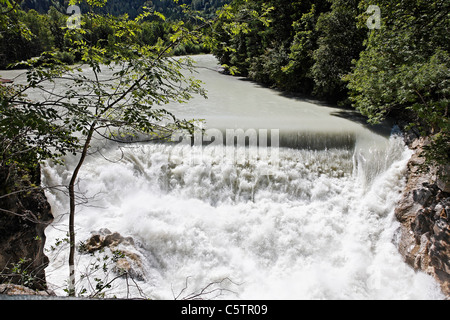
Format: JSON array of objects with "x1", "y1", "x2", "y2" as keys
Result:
[
  {"x1": 81, "y1": 229, "x2": 144, "y2": 280},
  {"x1": 82, "y1": 228, "x2": 135, "y2": 252}
]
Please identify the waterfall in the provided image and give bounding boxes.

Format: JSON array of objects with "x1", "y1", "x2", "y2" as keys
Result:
[
  {"x1": 41, "y1": 132, "x2": 443, "y2": 299},
  {"x1": 39, "y1": 55, "x2": 444, "y2": 300}
]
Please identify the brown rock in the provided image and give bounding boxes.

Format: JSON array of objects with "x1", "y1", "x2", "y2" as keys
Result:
[
  {"x1": 437, "y1": 165, "x2": 450, "y2": 193},
  {"x1": 81, "y1": 231, "x2": 144, "y2": 280},
  {"x1": 0, "y1": 284, "x2": 54, "y2": 296},
  {"x1": 82, "y1": 230, "x2": 135, "y2": 253},
  {"x1": 395, "y1": 137, "x2": 450, "y2": 298}
]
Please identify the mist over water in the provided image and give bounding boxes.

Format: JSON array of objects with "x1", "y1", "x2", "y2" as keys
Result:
[{"x1": 41, "y1": 55, "x2": 444, "y2": 299}]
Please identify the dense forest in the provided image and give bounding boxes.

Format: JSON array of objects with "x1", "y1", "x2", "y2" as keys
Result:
[
  {"x1": 0, "y1": 0, "x2": 232, "y2": 68},
  {"x1": 19, "y1": 0, "x2": 230, "y2": 18}
]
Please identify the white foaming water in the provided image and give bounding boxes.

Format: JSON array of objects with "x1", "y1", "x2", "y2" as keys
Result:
[
  {"x1": 41, "y1": 134, "x2": 444, "y2": 300},
  {"x1": 38, "y1": 55, "x2": 444, "y2": 299}
]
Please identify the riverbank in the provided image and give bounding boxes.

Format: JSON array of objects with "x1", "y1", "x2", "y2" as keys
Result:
[{"x1": 395, "y1": 134, "x2": 449, "y2": 298}]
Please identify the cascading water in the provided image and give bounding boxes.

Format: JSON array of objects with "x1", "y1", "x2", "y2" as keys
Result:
[{"x1": 38, "y1": 55, "x2": 444, "y2": 299}]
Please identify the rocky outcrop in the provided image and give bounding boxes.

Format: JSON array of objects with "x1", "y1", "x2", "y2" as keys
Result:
[
  {"x1": 0, "y1": 165, "x2": 54, "y2": 292},
  {"x1": 395, "y1": 137, "x2": 449, "y2": 298},
  {"x1": 81, "y1": 229, "x2": 145, "y2": 281}
]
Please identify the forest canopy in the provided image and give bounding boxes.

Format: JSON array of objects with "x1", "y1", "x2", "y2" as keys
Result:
[{"x1": 19, "y1": 0, "x2": 230, "y2": 18}]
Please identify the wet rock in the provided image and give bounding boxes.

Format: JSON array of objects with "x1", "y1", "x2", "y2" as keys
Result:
[
  {"x1": 413, "y1": 187, "x2": 433, "y2": 206},
  {"x1": 82, "y1": 229, "x2": 135, "y2": 253},
  {"x1": 437, "y1": 165, "x2": 450, "y2": 193},
  {"x1": 81, "y1": 230, "x2": 144, "y2": 280},
  {"x1": 114, "y1": 251, "x2": 145, "y2": 281},
  {"x1": 104, "y1": 232, "x2": 135, "y2": 248},
  {"x1": 413, "y1": 209, "x2": 433, "y2": 241},
  {"x1": 395, "y1": 137, "x2": 450, "y2": 298}
]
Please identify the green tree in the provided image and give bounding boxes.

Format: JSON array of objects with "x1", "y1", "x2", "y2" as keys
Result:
[
  {"x1": 1, "y1": 1, "x2": 78, "y2": 169},
  {"x1": 211, "y1": 0, "x2": 330, "y2": 93},
  {"x1": 0, "y1": 2, "x2": 31, "y2": 68},
  {"x1": 346, "y1": 0, "x2": 449, "y2": 166},
  {"x1": 211, "y1": 0, "x2": 272, "y2": 76},
  {"x1": 2, "y1": 0, "x2": 208, "y2": 295},
  {"x1": 48, "y1": 6, "x2": 66, "y2": 51},
  {"x1": 311, "y1": 0, "x2": 366, "y2": 103},
  {"x1": 22, "y1": 9, "x2": 54, "y2": 56},
  {"x1": 281, "y1": 0, "x2": 329, "y2": 93}
]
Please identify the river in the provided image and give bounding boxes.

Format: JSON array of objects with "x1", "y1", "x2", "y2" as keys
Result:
[{"x1": 4, "y1": 54, "x2": 444, "y2": 299}]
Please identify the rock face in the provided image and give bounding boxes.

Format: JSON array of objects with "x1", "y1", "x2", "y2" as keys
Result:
[
  {"x1": 0, "y1": 165, "x2": 54, "y2": 292},
  {"x1": 395, "y1": 137, "x2": 450, "y2": 298}
]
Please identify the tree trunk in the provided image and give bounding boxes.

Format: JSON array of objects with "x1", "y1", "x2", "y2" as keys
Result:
[{"x1": 67, "y1": 122, "x2": 96, "y2": 296}]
